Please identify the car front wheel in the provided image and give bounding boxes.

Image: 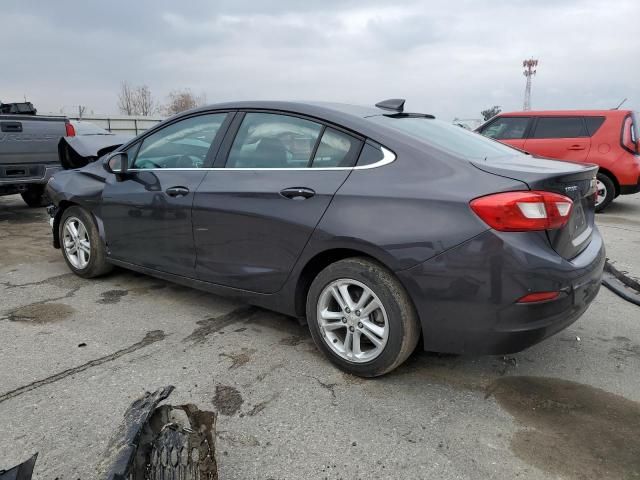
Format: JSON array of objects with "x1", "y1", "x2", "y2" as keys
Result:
[
  {"x1": 60, "y1": 206, "x2": 112, "y2": 278},
  {"x1": 306, "y1": 257, "x2": 420, "y2": 377}
]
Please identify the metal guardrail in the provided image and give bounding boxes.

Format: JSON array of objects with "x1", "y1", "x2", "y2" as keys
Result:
[{"x1": 66, "y1": 115, "x2": 165, "y2": 135}]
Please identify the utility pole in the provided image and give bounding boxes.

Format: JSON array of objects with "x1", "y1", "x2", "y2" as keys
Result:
[{"x1": 522, "y1": 58, "x2": 538, "y2": 111}]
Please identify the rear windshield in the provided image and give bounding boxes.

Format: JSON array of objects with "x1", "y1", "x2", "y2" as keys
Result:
[
  {"x1": 368, "y1": 115, "x2": 522, "y2": 160},
  {"x1": 634, "y1": 112, "x2": 640, "y2": 144}
]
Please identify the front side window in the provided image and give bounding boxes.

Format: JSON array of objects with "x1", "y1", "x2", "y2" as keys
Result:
[
  {"x1": 531, "y1": 117, "x2": 587, "y2": 139},
  {"x1": 481, "y1": 117, "x2": 530, "y2": 140},
  {"x1": 226, "y1": 113, "x2": 322, "y2": 168},
  {"x1": 132, "y1": 113, "x2": 227, "y2": 169}
]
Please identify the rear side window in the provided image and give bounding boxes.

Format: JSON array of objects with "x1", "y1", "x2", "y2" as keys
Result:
[
  {"x1": 584, "y1": 116, "x2": 605, "y2": 136},
  {"x1": 481, "y1": 117, "x2": 530, "y2": 140},
  {"x1": 369, "y1": 116, "x2": 520, "y2": 160},
  {"x1": 531, "y1": 117, "x2": 587, "y2": 138},
  {"x1": 226, "y1": 113, "x2": 322, "y2": 168},
  {"x1": 311, "y1": 128, "x2": 361, "y2": 168}
]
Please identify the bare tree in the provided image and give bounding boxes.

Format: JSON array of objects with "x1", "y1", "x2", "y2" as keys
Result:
[
  {"x1": 118, "y1": 82, "x2": 159, "y2": 116},
  {"x1": 132, "y1": 85, "x2": 159, "y2": 116},
  {"x1": 164, "y1": 89, "x2": 206, "y2": 115},
  {"x1": 117, "y1": 81, "x2": 136, "y2": 115}
]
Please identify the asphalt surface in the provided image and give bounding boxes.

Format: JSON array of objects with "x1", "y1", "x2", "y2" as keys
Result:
[{"x1": 0, "y1": 193, "x2": 639, "y2": 480}]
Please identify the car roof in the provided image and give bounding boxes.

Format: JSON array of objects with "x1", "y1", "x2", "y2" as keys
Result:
[
  {"x1": 190, "y1": 100, "x2": 382, "y2": 120},
  {"x1": 498, "y1": 109, "x2": 631, "y2": 117},
  {"x1": 169, "y1": 100, "x2": 421, "y2": 146}
]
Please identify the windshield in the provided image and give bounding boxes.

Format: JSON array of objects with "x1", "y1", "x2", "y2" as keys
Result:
[
  {"x1": 369, "y1": 115, "x2": 523, "y2": 160},
  {"x1": 71, "y1": 120, "x2": 113, "y2": 135}
]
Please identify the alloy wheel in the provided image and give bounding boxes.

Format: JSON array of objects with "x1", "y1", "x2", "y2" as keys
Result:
[
  {"x1": 596, "y1": 179, "x2": 607, "y2": 207},
  {"x1": 63, "y1": 216, "x2": 91, "y2": 269},
  {"x1": 316, "y1": 278, "x2": 389, "y2": 363}
]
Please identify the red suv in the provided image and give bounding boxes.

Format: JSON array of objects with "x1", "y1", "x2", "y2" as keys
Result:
[{"x1": 477, "y1": 110, "x2": 640, "y2": 211}]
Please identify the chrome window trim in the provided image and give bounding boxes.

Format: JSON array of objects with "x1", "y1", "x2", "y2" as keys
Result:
[{"x1": 126, "y1": 146, "x2": 396, "y2": 172}]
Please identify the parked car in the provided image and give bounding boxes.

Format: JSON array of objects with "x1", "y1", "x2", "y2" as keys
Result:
[
  {"x1": 0, "y1": 103, "x2": 74, "y2": 206},
  {"x1": 476, "y1": 109, "x2": 640, "y2": 211},
  {"x1": 45, "y1": 100, "x2": 605, "y2": 376}
]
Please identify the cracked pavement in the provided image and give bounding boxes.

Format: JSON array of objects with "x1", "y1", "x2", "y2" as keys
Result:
[{"x1": 1, "y1": 194, "x2": 640, "y2": 479}]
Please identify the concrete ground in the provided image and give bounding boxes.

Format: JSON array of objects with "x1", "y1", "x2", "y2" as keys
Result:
[{"x1": 0, "y1": 193, "x2": 639, "y2": 480}]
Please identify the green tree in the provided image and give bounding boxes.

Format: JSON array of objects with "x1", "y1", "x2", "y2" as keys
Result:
[{"x1": 481, "y1": 106, "x2": 501, "y2": 121}]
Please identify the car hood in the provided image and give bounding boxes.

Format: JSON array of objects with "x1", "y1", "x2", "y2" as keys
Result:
[{"x1": 58, "y1": 135, "x2": 131, "y2": 169}]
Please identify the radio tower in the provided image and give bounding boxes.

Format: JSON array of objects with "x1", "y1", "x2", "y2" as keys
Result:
[{"x1": 522, "y1": 58, "x2": 538, "y2": 111}]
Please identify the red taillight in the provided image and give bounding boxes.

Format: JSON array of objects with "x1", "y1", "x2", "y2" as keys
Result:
[
  {"x1": 517, "y1": 291, "x2": 560, "y2": 303},
  {"x1": 621, "y1": 116, "x2": 638, "y2": 154},
  {"x1": 65, "y1": 122, "x2": 76, "y2": 137},
  {"x1": 470, "y1": 191, "x2": 573, "y2": 231}
]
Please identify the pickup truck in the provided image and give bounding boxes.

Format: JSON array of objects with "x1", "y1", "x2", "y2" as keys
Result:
[{"x1": 0, "y1": 102, "x2": 74, "y2": 207}]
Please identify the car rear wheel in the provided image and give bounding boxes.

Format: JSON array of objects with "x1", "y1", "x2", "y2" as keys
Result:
[
  {"x1": 306, "y1": 257, "x2": 420, "y2": 377},
  {"x1": 20, "y1": 185, "x2": 47, "y2": 208},
  {"x1": 60, "y1": 206, "x2": 112, "y2": 278},
  {"x1": 595, "y1": 173, "x2": 615, "y2": 213}
]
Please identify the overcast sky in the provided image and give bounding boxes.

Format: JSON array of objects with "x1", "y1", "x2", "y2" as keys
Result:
[{"x1": 3, "y1": 0, "x2": 638, "y2": 120}]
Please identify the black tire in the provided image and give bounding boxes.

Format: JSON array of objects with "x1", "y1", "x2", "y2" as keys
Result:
[
  {"x1": 20, "y1": 185, "x2": 47, "y2": 208},
  {"x1": 59, "y1": 206, "x2": 113, "y2": 278},
  {"x1": 306, "y1": 257, "x2": 420, "y2": 377},
  {"x1": 595, "y1": 173, "x2": 615, "y2": 213}
]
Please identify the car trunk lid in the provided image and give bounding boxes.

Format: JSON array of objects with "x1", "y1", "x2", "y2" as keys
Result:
[{"x1": 472, "y1": 155, "x2": 598, "y2": 260}]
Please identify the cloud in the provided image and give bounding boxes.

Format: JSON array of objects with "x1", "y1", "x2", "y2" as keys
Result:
[{"x1": 3, "y1": 0, "x2": 638, "y2": 119}]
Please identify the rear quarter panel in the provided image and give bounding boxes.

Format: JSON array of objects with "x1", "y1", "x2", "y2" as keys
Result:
[
  {"x1": 587, "y1": 113, "x2": 640, "y2": 186},
  {"x1": 298, "y1": 142, "x2": 530, "y2": 272}
]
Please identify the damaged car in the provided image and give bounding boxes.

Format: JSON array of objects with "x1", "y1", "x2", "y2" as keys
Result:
[{"x1": 45, "y1": 100, "x2": 605, "y2": 376}]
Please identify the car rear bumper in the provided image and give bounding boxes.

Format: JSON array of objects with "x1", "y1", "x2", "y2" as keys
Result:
[
  {"x1": 397, "y1": 227, "x2": 605, "y2": 355},
  {"x1": 619, "y1": 176, "x2": 640, "y2": 195},
  {"x1": 0, "y1": 164, "x2": 62, "y2": 192}
]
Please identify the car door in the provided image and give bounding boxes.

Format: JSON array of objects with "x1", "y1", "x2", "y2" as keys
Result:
[
  {"x1": 477, "y1": 116, "x2": 531, "y2": 149},
  {"x1": 523, "y1": 116, "x2": 591, "y2": 162},
  {"x1": 193, "y1": 111, "x2": 363, "y2": 293},
  {"x1": 101, "y1": 112, "x2": 233, "y2": 277}
]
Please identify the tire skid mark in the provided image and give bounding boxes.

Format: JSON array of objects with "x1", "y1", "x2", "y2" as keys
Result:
[{"x1": 0, "y1": 330, "x2": 167, "y2": 404}]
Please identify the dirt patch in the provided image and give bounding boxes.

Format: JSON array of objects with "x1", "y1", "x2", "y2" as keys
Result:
[
  {"x1": 220, "y1": 348, "x2": 257, "y2": 369},
  {"x1": 217, "y1": 431, "x2": 260, "y2": 447},
  {"x1": 97, "y1": 289, "x2": 129, "y2": 304},
  {"x1": 489, "y1": 376, "x2": 640, "y2": 480},
  {"x1": 245, "y1": 394, "x2": 279, "y2": 417},
  {"x1": 212, "y1": 385, "x2": 243, "y2": 416},
  {"x1": 609, "y1": 336, "x2": 640, "y2": 362},
  {"x1": 279, "y1": 335, "x2": 304, "y2": 346},
  {"x1": 8, "y1": 303, "x2": 75, "y2": 323},
  {"x1": 183, "y1": 306, "x2": 261, "y2": 344}
]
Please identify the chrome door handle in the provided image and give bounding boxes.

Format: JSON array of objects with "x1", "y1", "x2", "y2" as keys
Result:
[{"x1": 166, "y1": 186, "x2": 189, "y2": 197}]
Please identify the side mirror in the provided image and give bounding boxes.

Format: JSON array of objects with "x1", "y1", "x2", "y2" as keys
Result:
[{"x1": 105, "y1": 152, "x2": 128, "y2": 175}]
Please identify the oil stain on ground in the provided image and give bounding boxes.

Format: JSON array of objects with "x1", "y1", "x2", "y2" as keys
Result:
[
  {"x1": 8, "y1": 303, "x2": 75, "y2": 323},
  {"x1": 212, "y1": 385, "x2": 243, "y2": 416},
  {"x1": 183, "y1": 306, "x2": 261, "y2": 344},
  {"x1": 97, "y1": 289, "x2": 129, "y2": 304},
  {"x1": 488, "y1": 376, "x2": 640, "y2": 479},
  {"x1": 220, "y1": 348, "x2": 257, "y2": 369}
]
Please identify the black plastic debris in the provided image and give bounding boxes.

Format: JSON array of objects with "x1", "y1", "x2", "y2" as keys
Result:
[
  {"x1": 603, "y1": 260, "x2": 640, "y2": 307},
  {"x1": 0, "y1": 453, "x2": 38, "y2": 480},
  {"x1": 98, "y1": 386, "x2": 218, "y2": 480}
]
